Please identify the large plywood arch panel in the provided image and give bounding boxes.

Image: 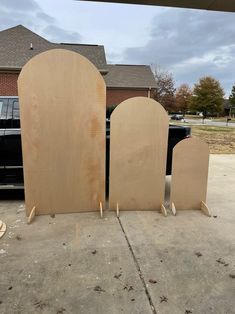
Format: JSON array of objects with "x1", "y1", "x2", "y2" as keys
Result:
[
  {"x1": 109, "y1": 97, "x2": 169, "y2": 211},
  {"x1": 18, "y1": 49, "x2": 106, "y2": 215},
  {"x1": 170, "y1": 137, "x2": 210, "y2": 212}
]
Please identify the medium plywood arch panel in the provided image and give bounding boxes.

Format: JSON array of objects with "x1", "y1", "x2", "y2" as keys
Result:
[
  {"x1": 109, "y1": 97, "x2": 169, "y2": 211},
  {"x1": 18, "y1": 49, "x2": 106, "y2": 215},
  {"x1": 170, "y1": 138, "x2": 209, "y2": 211}
]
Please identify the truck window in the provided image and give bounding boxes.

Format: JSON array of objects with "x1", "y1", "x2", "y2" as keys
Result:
[
  {"x1": 12, "y1": 101, "x2": 20, "y2": 128},
  {"x1": 13, "y1": 101, "x2": 20, "y2": 119},
  {"x1": 6, "y1": 102, "x2": 13, "y2": 119},
  {"x1": 0, "y1": 99, "x2": 8, "y2": 128},
  {"x1": 6, "y1": 101, "x2": 13, "y2": 128}
]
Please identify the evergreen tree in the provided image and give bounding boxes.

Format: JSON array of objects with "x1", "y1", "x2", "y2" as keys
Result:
[
  {"x1": 191, "y1": 76, "x2": 224, "y2": 116},
  {"x1": 229, "y1": 84, "x2": 235, "y2": 106}
]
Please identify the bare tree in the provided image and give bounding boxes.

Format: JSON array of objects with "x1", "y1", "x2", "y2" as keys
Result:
[
  {"x1": 152, "y1": 65, "x2": 176, "y2": 112},
  {"x1": 175, "y1": 84, "x2": 193, "y2": 114}
]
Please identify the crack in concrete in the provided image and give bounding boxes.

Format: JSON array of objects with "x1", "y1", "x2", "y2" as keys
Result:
[{"x1": 117, "y1": 216, "x2": 157, "y2": 314}]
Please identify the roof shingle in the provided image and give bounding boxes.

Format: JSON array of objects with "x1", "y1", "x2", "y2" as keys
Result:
[
  {"x1": 0, "y1": 25, "x2": 156, "y2": 89},
  {"x1": 104, "y1": 64, "x2": 157, "y2": 89},
  {"x1": 0, "y1": 25, "x2": 107, "y2": 69}
]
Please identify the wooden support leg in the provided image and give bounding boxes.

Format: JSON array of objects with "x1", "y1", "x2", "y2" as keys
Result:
[
  {"x1": 171, "y1": 202, "x2": 176, "y2": 216},
  {"x1": 200, "y1": 201, "x2": 211, "y2": 217},
  {"x1": 0, "y1": 221, "x2": 7, "y2": 239},
  {"x1": 27, "y1": 206, "x2": 36, "y2": 224},
  {"x1": 160, "y1": 204, "x2": 167, "y2": 217},
  {"x1": 99, "y1": 202, "x2": 103, "y2": 218},
  {"x1": 116, "y1": 203, "x2": 120, "y2": 218}
]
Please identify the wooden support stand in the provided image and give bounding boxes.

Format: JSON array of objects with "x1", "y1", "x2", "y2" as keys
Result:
[
  {"x1": 99, "y1": 202, "x2": 103, "y2": 218},
  {"x1": 161, "y1": 204, "x2": 167, "y2": 217},
  {"x1": 171, "y1": 202, "x2": 176, "y2": 216},
  {"x1": 0, "y1": 220, "x2": 7, "y2": 239},
  {"x1": 170, "y1": 202, "x2": 211, "y2": 217},
  {"x1": 116, "y1": 203, "x2": 120, "y2": 218},
  {"x1": 27, "y1": 206, "x2": 36, "y2": 224},
  {"x1": 200, "y1": 201, "x2": 211, "y2": 217}
]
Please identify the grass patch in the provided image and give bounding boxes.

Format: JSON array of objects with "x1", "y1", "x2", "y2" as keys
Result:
[
  {"x1": 194, "y1": 126, "x2": 234, "y2": 133},
  {"x1": 191, "y1": 125, "x2": 235, "y2": 154}
]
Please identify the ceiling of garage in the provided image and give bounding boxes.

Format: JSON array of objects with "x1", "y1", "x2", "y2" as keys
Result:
[{"x1": 83, "y1": 1, "x2": 235, "y2": 12}]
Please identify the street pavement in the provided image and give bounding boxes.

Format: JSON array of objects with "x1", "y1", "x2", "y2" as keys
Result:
[{"x1": 182, "y1": 118, "x2": 235, "y2": 127}]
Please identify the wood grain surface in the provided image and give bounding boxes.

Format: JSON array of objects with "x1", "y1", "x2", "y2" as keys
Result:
[
  {"x1": 170, "y1": 137, "x2": 209, "y2": 210},
  {"x1": 18, "y1": 49, "x2": 106, "y2": 215},
  {"x1": 109, "y1": 97, "x2": 169, "y2": 210}
]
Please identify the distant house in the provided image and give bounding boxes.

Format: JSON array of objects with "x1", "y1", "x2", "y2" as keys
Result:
[
  {"x1": 0, "y1": 25, "x2": 156, "y2": 107},
  {"x1": 224, "y1": 99, "x2": 235, "y2": 117},
  {"x1": 105, "y1": 64, "x2": 156, "y2": 106}
]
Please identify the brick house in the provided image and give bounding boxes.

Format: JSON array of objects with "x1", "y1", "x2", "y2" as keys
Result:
[{"x1": 0, "y1": 25, "x2": 157, "y2": 106}]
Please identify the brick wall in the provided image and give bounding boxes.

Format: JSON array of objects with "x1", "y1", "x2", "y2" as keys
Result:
[
  {"x1": 0, "y1": 73, "x2": 155, "y2": 106},
  {"x1": 0, "y1": 72, "x2": 19, "y2": 96},
  {"x1": 107, "y1": 88, "x2": 155, "y2": 107}
]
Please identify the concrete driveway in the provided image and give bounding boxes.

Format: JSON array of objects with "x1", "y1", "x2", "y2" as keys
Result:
[{"x1": 0, "y1": 155, "x2": 235, "y2": 314}]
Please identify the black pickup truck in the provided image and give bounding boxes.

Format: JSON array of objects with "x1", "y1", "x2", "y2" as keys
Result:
[{"x1": 0, "y1": 97, "x2": 191, "y2": 189}]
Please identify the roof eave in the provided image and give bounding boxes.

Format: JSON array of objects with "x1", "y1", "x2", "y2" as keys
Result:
[
  {"x1": 107, "y1": 85, "x2": 157, "y2": 89},
  {"x1": 0, "y1": 67, "x2": 21, "y2": 72},
  {"x1": 0, "y1": 66, "x2": 107, "y2": 74}
]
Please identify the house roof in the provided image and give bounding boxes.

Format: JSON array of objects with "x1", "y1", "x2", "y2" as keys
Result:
[
  {"x1": 0, "y1": 25, "x2": 107, "y2": 70},
  {"x1": 0, "y1": 25, "x2": 157, "y2": 89},
  {"x1": 104, "y1": 64, "x2": 157, "y2": 89}
]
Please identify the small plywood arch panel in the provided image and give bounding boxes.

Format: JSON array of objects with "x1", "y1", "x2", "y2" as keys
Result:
[
  {"x1": 18, "y1": 49, "x2": 106, "y2": 215},
  {"x1": 170, "y1": 138, "x2": 209, "y2": 211},
  {"x1": 109, "y1": 97, "x2": 169, "y2": 211}
]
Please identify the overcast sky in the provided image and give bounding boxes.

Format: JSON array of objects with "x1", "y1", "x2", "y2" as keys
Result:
[{"x1": 1, "y1": 0, "x2": 235, "y2": 96}]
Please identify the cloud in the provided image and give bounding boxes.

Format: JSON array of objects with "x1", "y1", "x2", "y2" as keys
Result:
[
  {"x1": 36, "y1": 12, "x2": 55, "y2": 24},
  {"x1": 0, "y1": 0, "x2": 39, "y2": 12},
  {"x1": 0, "y1": 0, "x2": 81, "y2": 43},
  {"x1": 43, "y1": 25, "x2": 81, "y2": 43},
  {"x1": 122, "y1": 9, "x2": 235, "y2": 95}
]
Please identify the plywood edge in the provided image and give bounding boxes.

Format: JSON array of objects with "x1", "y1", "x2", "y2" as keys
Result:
[
  {"x1": 110, "y1": 96, "x2": 168, "y2": 121},
  {"x1": 27, "y1": 207, "x2": 103, "y2": 216},
  {"x1": 171, "y1": 202, "x2": 177, "y2": 216},
  {"x1": 161, "y1": 204, "x2": 167, "y2": 217},
  {"x1": 200, "y1": 201, "x2": 211, "y2": 217},
  {"x1": 27, "y1": 206, "x2": 36, "y2": 224},
  {"x1": 0, "y1": 222, "x2": 7, "y2": 239},
  {"x1": 173, "y1": 137, "x2": 210, "y2": 155}
]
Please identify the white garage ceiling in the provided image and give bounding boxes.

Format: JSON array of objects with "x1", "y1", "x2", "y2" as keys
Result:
[{"x1": 83, "y1": 1, "x2": 235, "y2": 12}]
